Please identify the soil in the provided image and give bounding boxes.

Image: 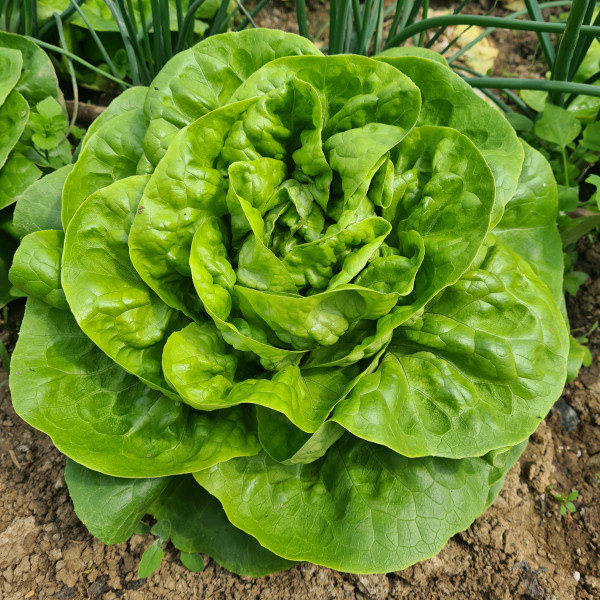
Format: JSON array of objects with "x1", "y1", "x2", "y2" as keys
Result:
[{"x1": 2, "y1": 3, "x2": 600, "y2": 599}]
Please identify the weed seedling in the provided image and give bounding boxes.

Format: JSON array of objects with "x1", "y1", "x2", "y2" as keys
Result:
[{"x1": 547, "y1": 484, "x2": 579, "y2": 515}]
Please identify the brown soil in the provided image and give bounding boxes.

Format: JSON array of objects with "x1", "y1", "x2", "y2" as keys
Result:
[{"x1": 257, "y1": 0, "x2": 550, "y2": 80}]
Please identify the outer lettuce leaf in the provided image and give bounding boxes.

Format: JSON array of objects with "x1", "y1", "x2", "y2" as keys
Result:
[
  {"x1": 65, "y1": 458, "x2": 170, "y2": 544},
  {"x1": 0, "y1": 89, "x2": 29, "y2": 171},
  {"x1": 493, "y1": 140, "x2": 563, "y2": 306},
  {"x1": 0, "y1": 32, "x2": 59, "y2": 104},
  {"x1": 194, "y1": 434, "x2": 520, "y2": 574},
  {"x1": 65, "y1": 460, "x2": 296, "y2": 576},
  {"x1": 0, "y1": 234, "x2": 17, "y2": 308},
  {"x1": 81, "y1": 86, "x2": 148, "y2": 149},
  {"x1": 377, "y1": 46, "x2": 447, "y2": 65},
  {"x1": 484, "y1": 440, "x2": 527, "y2": 509},
  {"x1": 10, "y1": 299, "x2": 260, "y2": 477},
  {"x1": 12, "y1": 165, "x2": 72, "y2": 238},
  {"x1": 0, "y1": 155, "x2": 41, "y2": 209},
  {"x1": 494, "y1": 140, "x2": 577, "y2": 379},
  {"x1": 61, "y1": 107, "x2": 146, "y2": 227},
  {"x1": 333, "y1": 239, "x2": 568, "y2": 457},
  {"x1": 149, "y1": 476, "x2": 296, "y2": 576},
  {"x1": 0, "y1": 47, "x2": 21, "y2": 106},
  {"x1": 9, "y1": 230, "x2": 68, "y2": 310},
  {"x1": 375, "y1": 54, "x2": 523, "y2": 226}
]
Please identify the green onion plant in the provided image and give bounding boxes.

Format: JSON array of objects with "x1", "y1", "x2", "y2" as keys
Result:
[{"x1": 1, "y1": 0, "x2": 273, "y2": 87}]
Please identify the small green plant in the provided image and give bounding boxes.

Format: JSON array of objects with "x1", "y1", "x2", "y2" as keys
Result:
[
  {"x1": 508, "y1": 101, "x2": 600, "y2": 296},
  {"x1": 137, "y1": 520, "x2": 169, "y2": 579},
  {"x1": 136, "y1": 519, "x2": 205, "y2": 578},
  {"x1": 0, "y1": 31, "x2": 75, "y2": 309},
  {"x1": 547, "y1": 484, "x2": 579, "y2": 515}
]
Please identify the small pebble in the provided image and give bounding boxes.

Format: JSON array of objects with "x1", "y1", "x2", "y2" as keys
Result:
[
  {"x1": 574, "y1": 571, "x2": 581, "y2": 582},
  {"x1": 551, "y1": 399, "x2": 580, "y2": 432}
]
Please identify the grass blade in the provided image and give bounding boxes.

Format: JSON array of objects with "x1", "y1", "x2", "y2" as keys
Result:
[
  {"x1": 105, "y1": 0, "x2": 142, "y2": 85},
  {"x1": 175, "y1": 0, "x2": 184, "y2": 32},
  {"x1": 387, "y1": 0, "x2": 406, "y2": 44},
  {"x1": 137, "y1": 0, "x2": 155, "y2": 77},
  {"x1": 417, "y1": 0, "x2": 429, "y2": 47},
  {"x1": 524, "y1": 0, "x2": 555, "y2": 69},
  {"x1": 150, "y1": 0, "x2": 165, "y2": 68},
  {"x1": 568, "y1": 0, "x2": 598, "y2": 81},
  {"x1": 296, "y1": 0, "x2": 309, "y2": 39},
  {"x1": 176, "y1": 0, "x2": 208, "y2": 52},
  {"x1": 359, "y1": 0, "x2": 377, "y2": 54},
  {"x1": 234, "y1": 0, "x2": 270, "y2": 31},
  {"x1": 54, "y1": 12, "x2": 78, "y2": 135},
  {"x1": 424, "y1": 0, "x2": 469, "y2": 49},
  {"x1": 465, "y1": 76, "x2": 600, "y2": 99},
  {"x1": 356, "y1": 0, "x2": 373, "y2": 54},
  {"x1": 454, "y1": 64, "x2": 536, "y2": 115},
  {"x1": 160, "y1": 0, "x2": 172, "y2": 60},
  {"x1": 565, "y1": 70, "x2": 600, "y2": 107},
  {"x1": 209, "y1": 0, "x2": 233, "y2": 36},
  {"x1": 26, "y1": 37, "x2": 130, "y2": 88},
  {"x1": 0, "y1": 0, "x2": 11, "y2": 31},
  {"x1": 38, "y1": 0, "x2": 85, "y2": 38},
  {"x1": 374, "y1": 0, "x2": 385, "y2": 53},
  {"x1": 337, "y1": 0, "x2": 353, "y2": 54},
  {"x1": 68, "y1": 0, "x2": 122, "y2": 82},
  {"x1": 550, "y1": 0, "x2": 589, "y2": 105},
  {"x1": 23, "y1": 0, "x2": 34, "y2": 36},
  {"x1": 232, "y1": 0, "x2": 258, "y2": 28},
  {"x1": 344, "y1": 2, "x2": 355, "y2": 53},
  {"x1": 386, "y1": 15, "x2": 600, "y2": 48},
  {"x1": 351, "y1": 0, "x2": 364, "y2": 43},
  {"x1": 446, "y1": 0, "x2": 572, "y2": 65},
  {"x1": 329, "y1": 0, "x2": 339, "y2": 54}
]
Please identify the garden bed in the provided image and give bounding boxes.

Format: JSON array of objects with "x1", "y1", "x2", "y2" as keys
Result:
[
  {"x1": 1, "y1": 2, "x2": 599, "y2": 599},
  {"x1": 0, "y1": 264, "x2": 598, "y2": 599}
]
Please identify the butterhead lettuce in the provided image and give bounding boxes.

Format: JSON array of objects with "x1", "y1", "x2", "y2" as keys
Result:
[{"x1": 9, "y1": 29, "x2": 568, "y2": 575}]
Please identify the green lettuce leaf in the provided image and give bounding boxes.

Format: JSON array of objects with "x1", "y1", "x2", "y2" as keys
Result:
[
  {"x1": 10, "y1": 299, "x2": 260, "y2": 477},
  {"x1": 12, "y1": 164, "x2": 72, "y2": 238},
  {"x1": 0, "y1": 32, "x2": 59, "y2": 104},
  {"x1": 375, "y1": 54, "x2": 523, "y2": 226},
  {"x1": 0, "y1": 47, "x2": 22, "y2": 106},
  {"x1": 65, "y1": 460, "x2": 296, "y2": 576},
  {"x1": 62, "y1": 175, "x2": 188, "y2": 397},
  {"x1": 61, "y1": 106, "x2": 146, "y2": 227},
  {"x1": 0, "y1": 89, "x2": 29, "y2": 171},
  {"x1": 194, "y1": 434, "x2": 521, "y2": 573}
]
